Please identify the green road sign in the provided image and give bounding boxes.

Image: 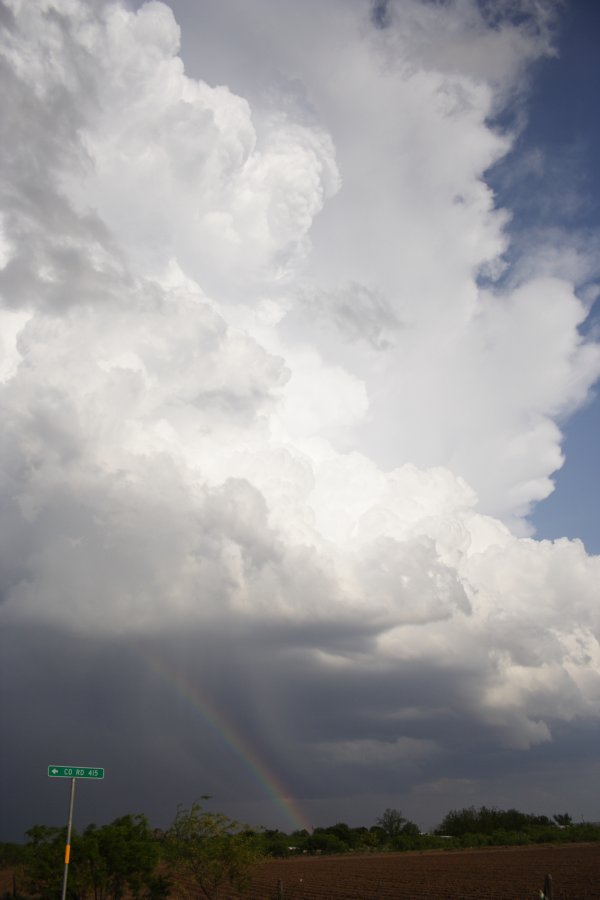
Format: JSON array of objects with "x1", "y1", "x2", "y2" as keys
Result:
[{"x1": 48, "y1": 765, "x2": 104, "y2": 779}]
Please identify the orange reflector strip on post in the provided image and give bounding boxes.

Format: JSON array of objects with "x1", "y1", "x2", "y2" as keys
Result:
[{"x1": 64, "y1": 844, "x2": 71, "y2": 865}]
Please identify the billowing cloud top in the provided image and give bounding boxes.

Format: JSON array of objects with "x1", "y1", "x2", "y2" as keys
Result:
[{"x1": 1, "y1": 0, "x2": 599, "y2": 832}]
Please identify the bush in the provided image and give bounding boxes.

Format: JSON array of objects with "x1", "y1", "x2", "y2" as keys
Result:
[
  {"x1": 79, "y1": 814, "x2": 162, "y2": 898},
  {"x1": 0, "y1": 843, "x2": 26, "y2": 867},
  {"x1": 165, "y1": 800, "x2": 263, "y2": 899},
  {"x1": 305, "y1": 832, "x2": 347, "y2": 855},
  {"x1": 22, "y1": 815, "x2": 164, "y2": 899}
]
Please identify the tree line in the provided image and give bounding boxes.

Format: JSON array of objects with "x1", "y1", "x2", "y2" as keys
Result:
[{"x1": 1, "y1": 802, "x2": 599, "y2": 899}]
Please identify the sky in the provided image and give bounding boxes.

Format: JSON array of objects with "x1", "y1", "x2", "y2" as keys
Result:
[{"x1": 1, "y1": 0, "x2": 599, "y2": 841}]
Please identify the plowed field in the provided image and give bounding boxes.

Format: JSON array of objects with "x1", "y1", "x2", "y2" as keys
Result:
[{"x1": 226, "y1": 843, "x2": 600, "y2": 899}]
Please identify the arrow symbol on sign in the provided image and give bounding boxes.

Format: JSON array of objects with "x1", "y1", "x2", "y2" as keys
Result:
[{"x1": 51, "y1": 768, "x2": 58, "y2": 774}]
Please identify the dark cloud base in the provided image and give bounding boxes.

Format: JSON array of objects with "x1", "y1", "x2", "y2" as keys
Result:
[{"x1": 3, "y1": 622, "x2": 600, "y2": 840}]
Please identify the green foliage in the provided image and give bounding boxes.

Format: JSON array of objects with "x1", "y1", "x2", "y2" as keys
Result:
[
  {"x1": 437, "y1": 805, "x2": 556, "y2": 837},
  {"x1": 367, "y1": 825, "x2": 385, "y2": 847},
  {"x1": 78, "y1": 814, "x2": 164, "y2": 899},
  {"x1": 22, "y1": 824, "x2": 67, "y2": 899},
  {"x1": 553, "y1": 812, "x2": 573, "y2": 827},
  {"x1": 165, "y1": 800, "x2": 262, "y2": 899},
  {"x1": 374, "y1": 809, "x2": 420, "y2": 847},
  {"x1": 22, "y1": 816, "x2": 165, "y2": 899},
  {"x1": 0, "y1": 842, "x2": 26, "y2": 867},
  {"x1": 376, "y1": 808, "x2": 407, "y2": 839},
  {"x1": 10, "y1": 799, "x2": 600, "y2": 900},
  {"x1": 305, "y1": 831, "x2": 347, "y2": 854},
  {"x1": 319, "y1": 822, "x2": 365, "y2": 851},
  {"x1": 260, "y1": 829, "x2": 293, "y2": 858},
  {"x1": 389, "y1": 833, "x2": 418, "y2": 851},
  {"x1": 432, "y1": 806, "x2": 600, "y2": 851},
  {"x1": 558, "y1": 822, "x2": 600, "y2": 843}
]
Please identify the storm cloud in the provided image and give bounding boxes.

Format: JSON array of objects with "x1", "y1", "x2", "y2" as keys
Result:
[{"x1": 1, "y1": 0, "x2": 599, "y2": 837}]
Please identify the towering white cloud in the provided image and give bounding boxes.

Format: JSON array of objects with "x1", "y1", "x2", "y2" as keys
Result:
[{"x1": 1, "y1": 0, "x2": 599, "y2": 831}]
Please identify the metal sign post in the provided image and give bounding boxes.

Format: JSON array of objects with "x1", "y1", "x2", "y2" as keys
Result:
[
  {"x1": 61, "y1": 778, "x2": 76, "y2": 900},
  {"x1": 48, "y1": 764, "x2": 104, "y2": 900}
]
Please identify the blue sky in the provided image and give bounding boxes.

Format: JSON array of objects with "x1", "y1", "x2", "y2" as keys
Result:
[
  {"x1": 1, "y1": 0, "x2": 599, "y2": 842},
  {"x1": 515, "y1": 0, "x2": 600, "y2": 552}
]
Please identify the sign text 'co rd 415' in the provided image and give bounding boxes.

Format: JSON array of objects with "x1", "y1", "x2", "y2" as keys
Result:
[{"x1": 48, "y1": 766, "x2": 104, "y2": 779}]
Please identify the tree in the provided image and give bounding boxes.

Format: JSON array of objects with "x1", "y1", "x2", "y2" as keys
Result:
[
  {"x1": 165, "y1": 800, "x2": 262, "y2": 899},
  {"x1": 305, "y1": 831, "x2": 347, "y2": 855},
  {"x1": 320, "y1": 822, "x2": 361, "y2": 850},
  {"x1": 437, "y1": 806, "x2": 571, "y2": 841},
  {"x1": 23, "y1": 824, "x2": 66, "y2": 898},
  {"x1": 79, "y1": 814, "x2": 166, "y2": 899},
  {"x1": 377, "y1": 809, "x2": 406, "y2": 839},
  {"x1": 261, "y1": 829, "x2": 293, "y2": 858},
  {"x1": 23, "y1": 816, "x2": 166, "y2": 900},
  {"x1": 376, "y1": 809, "x2": 418, "y2": 842},
  {"x1": 553, "y1": 813, "x2": 573, "y2": 828},
  {"x1": 368, "y1": 824, "x2": 386, "y2": 847}
]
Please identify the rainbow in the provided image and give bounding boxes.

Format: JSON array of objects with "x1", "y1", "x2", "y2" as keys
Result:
[{"x1": 138, "y1": 649, "x2": 311, "y2": 833}]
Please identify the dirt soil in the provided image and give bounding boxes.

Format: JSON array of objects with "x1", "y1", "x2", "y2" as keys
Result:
[{"x1": 227, "y1": 842, "x2": 600, "y2": 900}]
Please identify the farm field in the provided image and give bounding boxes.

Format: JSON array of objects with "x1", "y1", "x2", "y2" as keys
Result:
[
  {"x1": 222, "y1": 843, "x2": 600, "y2": 900},
  {"x1": 3, "y1": 842, "x2": 599, "y2": 899}
]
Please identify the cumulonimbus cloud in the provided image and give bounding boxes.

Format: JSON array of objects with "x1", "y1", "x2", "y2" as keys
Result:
[{"x1": 0, "y1": 0, "x2": 599, "y2": 826}]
